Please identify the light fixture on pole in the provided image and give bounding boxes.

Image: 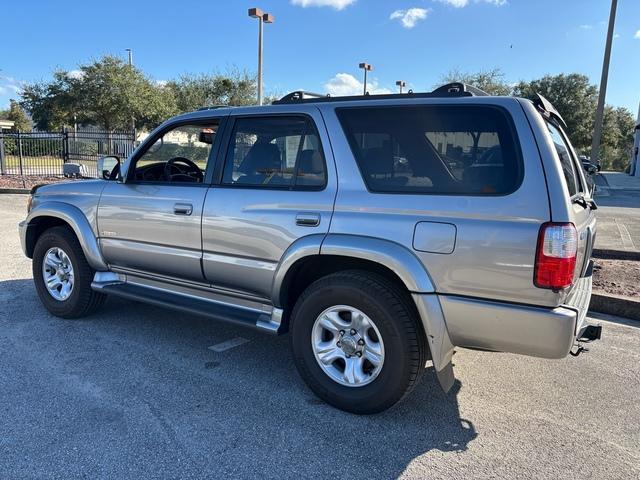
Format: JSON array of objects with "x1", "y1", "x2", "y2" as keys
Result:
[
  {"x1": 396, "y1": 80, "x2": 406, "y2": 94},
  {"x1": 125, "y1": 48, "x2": 133, "y2": 67},
  {"x1": 249, "y1": 8, "x2": 274, "y2": 106},
  {"x1": 359, "y1": 62, "x2": 373, "y2": 95}
]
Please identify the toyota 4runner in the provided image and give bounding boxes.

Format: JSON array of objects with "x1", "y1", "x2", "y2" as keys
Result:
[{"x1": 19, "y1": 83, "x2": 601, "y2": 414}]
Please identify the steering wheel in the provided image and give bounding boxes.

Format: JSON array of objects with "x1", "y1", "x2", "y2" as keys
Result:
[{"x1": 164, "y1": 157, "x2": 204, "y2": 182}]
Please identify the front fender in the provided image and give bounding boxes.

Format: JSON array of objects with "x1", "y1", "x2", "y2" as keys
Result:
[{"x1": 23, "y1": 202, "x2": 108, "y2": 271}]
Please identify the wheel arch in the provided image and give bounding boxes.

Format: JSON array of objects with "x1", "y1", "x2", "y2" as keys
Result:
[{"x1": 24, "y1": 202, "x2": 107, "y2": 271}]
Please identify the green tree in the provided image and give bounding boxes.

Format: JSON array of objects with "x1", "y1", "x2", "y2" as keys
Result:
[
  {"x1": 21, "y1": 56, "x2": 176, "y2": 131},
  {"x1": 512, "y1": 74, "x2": 598, "y2": 151},
  {"x1": 6, "y1": 99, "x2": 31, "y2": 131},
  {"x1": 599, "y1": 106, "x2": 636, "y2": 171},
  {"x1": 440, "y1": 68, "x2": 512, "y2": 96},
  {"x1": 167, "y1": 70, "x2": 256, "y2": 113}
]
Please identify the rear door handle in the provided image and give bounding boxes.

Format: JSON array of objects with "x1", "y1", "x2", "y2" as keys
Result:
[
  {"x1": 173, "y1": 203, "x2": 193, "y2": 215},
  {"x1": 296, "y1": 213, "x2": 320, "y2": 227}
]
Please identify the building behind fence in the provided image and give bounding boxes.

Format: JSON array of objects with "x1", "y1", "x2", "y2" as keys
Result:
[{"x1": 0, "y1": 128, "x2": 137, "y2": 178}]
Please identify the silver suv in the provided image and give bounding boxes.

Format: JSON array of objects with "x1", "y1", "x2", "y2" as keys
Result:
[{"x1": 19, "y1": 83, "x2": 600, "y2": 414}]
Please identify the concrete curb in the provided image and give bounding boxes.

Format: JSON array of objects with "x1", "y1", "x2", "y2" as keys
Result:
[
  {"x1": 590, "y1": 291, "x2": 640, "y2": 321},
  {"x1": 0, "y1": 188, "x2": 29, "y2": 194},
  {"x1": 592, "y1": 249, "x2": 640, "y2": 262}
]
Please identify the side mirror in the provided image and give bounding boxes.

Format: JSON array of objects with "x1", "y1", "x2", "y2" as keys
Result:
[
  {"x1": 97, "y1": 155, "x2": 121, "y2": 180},
  {"x1": 587, "y1": 164, "x2": 598, "y2": 176}
]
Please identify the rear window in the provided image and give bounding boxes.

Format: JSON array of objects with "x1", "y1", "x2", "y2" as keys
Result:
[
  {"x1": 546, "y1": 122, "x2": 581, "y2": 197},
  {"x1": 337, "y1": 105, "x2": 522, "y2": 195}
]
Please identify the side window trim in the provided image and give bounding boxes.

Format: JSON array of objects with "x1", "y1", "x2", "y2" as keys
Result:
[
  {"x1": 213, "y1": 113, "x2": 328, "y2": 191},
  {"x1": 546, "y1": 120, "x2": 582, "y2": 198},
  {"x1": 124, "y1": 116, "x2": 228, "y2": 186}
]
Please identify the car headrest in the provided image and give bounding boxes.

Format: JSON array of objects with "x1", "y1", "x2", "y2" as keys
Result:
[
  {"x1": 298, "y1": 149, "x2": 324, "y2": 174},
  {"x1": 239, "y1": 143, "x2": 281, "y2": 174}
]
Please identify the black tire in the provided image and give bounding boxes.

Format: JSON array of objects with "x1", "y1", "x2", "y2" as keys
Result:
[
  {"x1": 32, "y1": 226, "x2": 106, "y2": 319},
  {"x1": 290, "y1": 270, "x2": 428, "y2": 414}
]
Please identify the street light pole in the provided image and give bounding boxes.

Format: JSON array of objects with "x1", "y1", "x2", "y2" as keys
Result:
[
  {"x1": 396, "y1": 80, "x2": 406, "y2": 94},
  {"x1": 359, "y1": 63, "x2": 373, "y2": 95},
  {"x1": 125, "y1": 48, "x2": 133, "y2": 67},
  {"x1": 590, "y1": 0, "x2": 618, "y2": 164},
  {"x1": 249, "y1": 8, "x2": 274, "y2": 106}
]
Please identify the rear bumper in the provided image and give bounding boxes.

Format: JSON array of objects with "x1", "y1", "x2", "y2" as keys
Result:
[{"x1": 438, "y1": 272, "x2": 595, "y2": 359}]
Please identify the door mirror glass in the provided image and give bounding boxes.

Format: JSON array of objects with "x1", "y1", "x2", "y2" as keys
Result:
[{"x1": 98, "y1": 155, "x2": 121, "y2": 180}]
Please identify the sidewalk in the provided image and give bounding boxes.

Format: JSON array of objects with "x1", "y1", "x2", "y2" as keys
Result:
[{"x1": 594, "y1": 172, "x2": 640, "y2": 253}]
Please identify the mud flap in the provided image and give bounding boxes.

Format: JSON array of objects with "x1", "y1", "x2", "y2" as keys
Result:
[
  {"x1": 411, "y1": 293, "x2": 456, "y2": 393},
  {"x1": 436, "y1": 361, "x2": 455, "y2": 393}
]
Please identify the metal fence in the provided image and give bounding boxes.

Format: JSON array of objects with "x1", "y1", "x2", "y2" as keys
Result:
[{"x1": 0, "y1": 128, "x2": 137, "y2": 178}]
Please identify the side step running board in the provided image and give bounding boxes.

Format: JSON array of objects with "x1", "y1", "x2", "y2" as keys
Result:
[{"x1": 92, "y1": 281, "x2": 283, "y2": 334}]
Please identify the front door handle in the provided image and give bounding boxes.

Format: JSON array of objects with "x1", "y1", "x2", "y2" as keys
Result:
[
  {"x1": 173, "y1": 203, "x2": 193, "y2": 216},
  {"x1": 296, "y1": 213, "x2": 320, "y2": 227}
]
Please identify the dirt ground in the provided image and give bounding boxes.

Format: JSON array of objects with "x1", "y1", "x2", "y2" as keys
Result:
[
  {"x1": 592, "y1": 258, "x2": 640, "y2": 298},
  {"x1": 0, "y1": 175, "x2": 80, "y2": 190}
]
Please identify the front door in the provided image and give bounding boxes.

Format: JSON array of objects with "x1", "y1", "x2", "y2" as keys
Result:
[
  {"x1": 98, "y1": 120, "x2": 223, "y2": 282},
  {"x1": 201, "y1": 111, "x2": 337, "y2": 299}
]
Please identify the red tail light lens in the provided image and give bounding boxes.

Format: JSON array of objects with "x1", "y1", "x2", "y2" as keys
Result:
[{"x1": 534, "y1": 222, "x2": 578, "y2": 289}]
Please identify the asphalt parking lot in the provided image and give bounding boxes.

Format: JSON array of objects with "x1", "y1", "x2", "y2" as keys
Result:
[{"x1": 1, "y1": 193, "x2": 639, "y2": 479}]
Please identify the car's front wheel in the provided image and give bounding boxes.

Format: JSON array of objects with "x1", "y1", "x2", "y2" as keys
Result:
[
  {"x1": 32, "y1": 226, "x2": 105, "y2": 319},
  {"x1": 290, "y1": 270, "x2": 428, "y2": 414}
]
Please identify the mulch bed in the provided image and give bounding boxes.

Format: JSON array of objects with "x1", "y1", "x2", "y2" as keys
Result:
[
  {"x1": 592, "y1": 258, "x2": 640, "y2": 298},
  {"x1": 0, "y1": 175, "x2": 82, "y2": 190}
]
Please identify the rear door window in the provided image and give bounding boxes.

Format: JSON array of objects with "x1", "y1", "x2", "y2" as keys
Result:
[
  {"x1": 336, "y1": 105, "x2": 522, "y2": 195},
  {"x1": 221, "y1": 116, "x2": 326, "y2": 189},
  {"x1": 546, "y1": 122, "x2": 581, "y2": 197}
]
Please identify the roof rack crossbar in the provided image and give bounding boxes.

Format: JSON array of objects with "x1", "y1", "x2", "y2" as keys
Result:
[{"x1": 272, "y1": 83, "x2": 489, "y2": 105}]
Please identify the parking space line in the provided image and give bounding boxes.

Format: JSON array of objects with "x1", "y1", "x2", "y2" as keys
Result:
[
  {"x1": 208, "y1": 337, "x2": 250, "y2": 352},
  {"x1": 615, "y1": 218, "x2": 636, "y2": 251}
]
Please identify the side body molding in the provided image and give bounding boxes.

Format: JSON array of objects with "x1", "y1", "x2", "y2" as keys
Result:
[{"x1": 23, "y1": 202, "x2": 108, "y2": 271}]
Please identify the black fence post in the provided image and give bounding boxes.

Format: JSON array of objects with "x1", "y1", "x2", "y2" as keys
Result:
[
  {"x1": 63, "y1": 127, "x2": 69, "y2": 164},
  {"x1": 0, "y1": 133, "x2": 5, "y2": 175},
  {"x1": 17, "y1": 130, "x2": 24, "y2": 176}
]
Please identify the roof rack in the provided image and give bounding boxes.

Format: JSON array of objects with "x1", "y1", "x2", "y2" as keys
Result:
[
  {"x1": 533, "y1": 94, "x2": 568, "y2": 129},
  {"x1": 272, "y1": 82, "x2": 489, "y2": 105},
  {"x1": 196, "y1": 105, "x2": 228, "y2": 111}
]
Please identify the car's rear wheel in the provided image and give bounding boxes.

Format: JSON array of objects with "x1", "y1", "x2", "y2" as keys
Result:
[
  {"x1": 32, "y1": 226, "x2": 105, "y2": 319},
  {"x1": 290, "y1": 270, "x2": 428, "y2": 414}
]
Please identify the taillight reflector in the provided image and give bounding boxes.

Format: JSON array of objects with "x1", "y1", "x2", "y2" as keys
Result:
[{"x1": 534, "y1": 222, "x2": 577, "y2": 289}]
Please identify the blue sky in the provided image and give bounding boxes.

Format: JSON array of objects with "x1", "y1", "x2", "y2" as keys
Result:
[{"x1": 1, "y1": 0, "x2": 638, "y2": 115}]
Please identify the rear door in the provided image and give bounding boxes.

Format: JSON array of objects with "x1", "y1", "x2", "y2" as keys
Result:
[
  {"x1": 545, "y1": 121, "x2": 596, "y2": 279},
  {"x1": 201, "y1": 109, "x2": 337, "y2": 299}
]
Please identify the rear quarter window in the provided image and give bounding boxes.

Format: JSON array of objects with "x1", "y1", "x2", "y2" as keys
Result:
[{"x1": 336, "y1": 105, "x2": 523, "y2": 195}]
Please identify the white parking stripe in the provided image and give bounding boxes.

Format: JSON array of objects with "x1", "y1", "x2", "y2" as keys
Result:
[
  {"x1": 615, "y1": 218, "x2": 636, "y2": 250},
  {"x1": 208, "y1": 337, "x2": 250, "y2": 352}
]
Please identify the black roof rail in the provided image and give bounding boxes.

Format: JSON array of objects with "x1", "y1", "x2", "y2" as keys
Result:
[
  {"x1": 272, "y1": 91, "x2": 330, "y2": 104},
  {"x1": 272, "y1": 82, "x2": 489, "y2": 105},
  {"x1": 196, "y1": 105, "x2": 228, "y2": 111},
  {"x1": 533, "y1": 93, "x2": 568, "y2": 129}
]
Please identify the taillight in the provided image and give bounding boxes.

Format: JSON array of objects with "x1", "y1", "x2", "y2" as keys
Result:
[{"x1": 534, "y1": 222, "x2": 577, "y2": 289}]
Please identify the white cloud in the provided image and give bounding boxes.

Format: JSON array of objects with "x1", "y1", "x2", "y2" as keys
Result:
[
  {"x1": 0, "y1": 75, "x2": 24, "y2": 97},
  {"x1": 324, "y1": 73, "x2": 392, "y2": 96},
  {"x1": 390, "y1": 8, "x2": 431, "y2": 28},
  {"x1": 66, "y1": 69, "x2": 84, "y2": 80},
  {"x1": 155, "y1": 80, "x2": 168, "y2": 87},
  {"x1": 634, "y1": 30, "x2": 640, "y2": 39},
  {"x1": 290, "y1": 0, "x2": 356, "y2": 10},
  {"x1": 435, "y1": 0, "x2": 507, "y2": 7},
  {"x1": 579, "y1": 24, "x2": 593, "y2": 30}
]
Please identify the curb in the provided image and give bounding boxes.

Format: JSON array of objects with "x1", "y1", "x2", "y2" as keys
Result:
[
  {"x1": 592, "y1": 249, "x2": 640, "y2": 262},
  {"x1": 0, "y1": 188, "x2": 29, "y2": 194},
  {"x1": 590, "y1": 291, "x2": 640, "y2": 321}
]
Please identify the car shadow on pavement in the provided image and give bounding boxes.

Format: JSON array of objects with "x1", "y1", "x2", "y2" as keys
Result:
[{"x1": 1, "y1": 280, "x2": 478, "y2": 478}]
